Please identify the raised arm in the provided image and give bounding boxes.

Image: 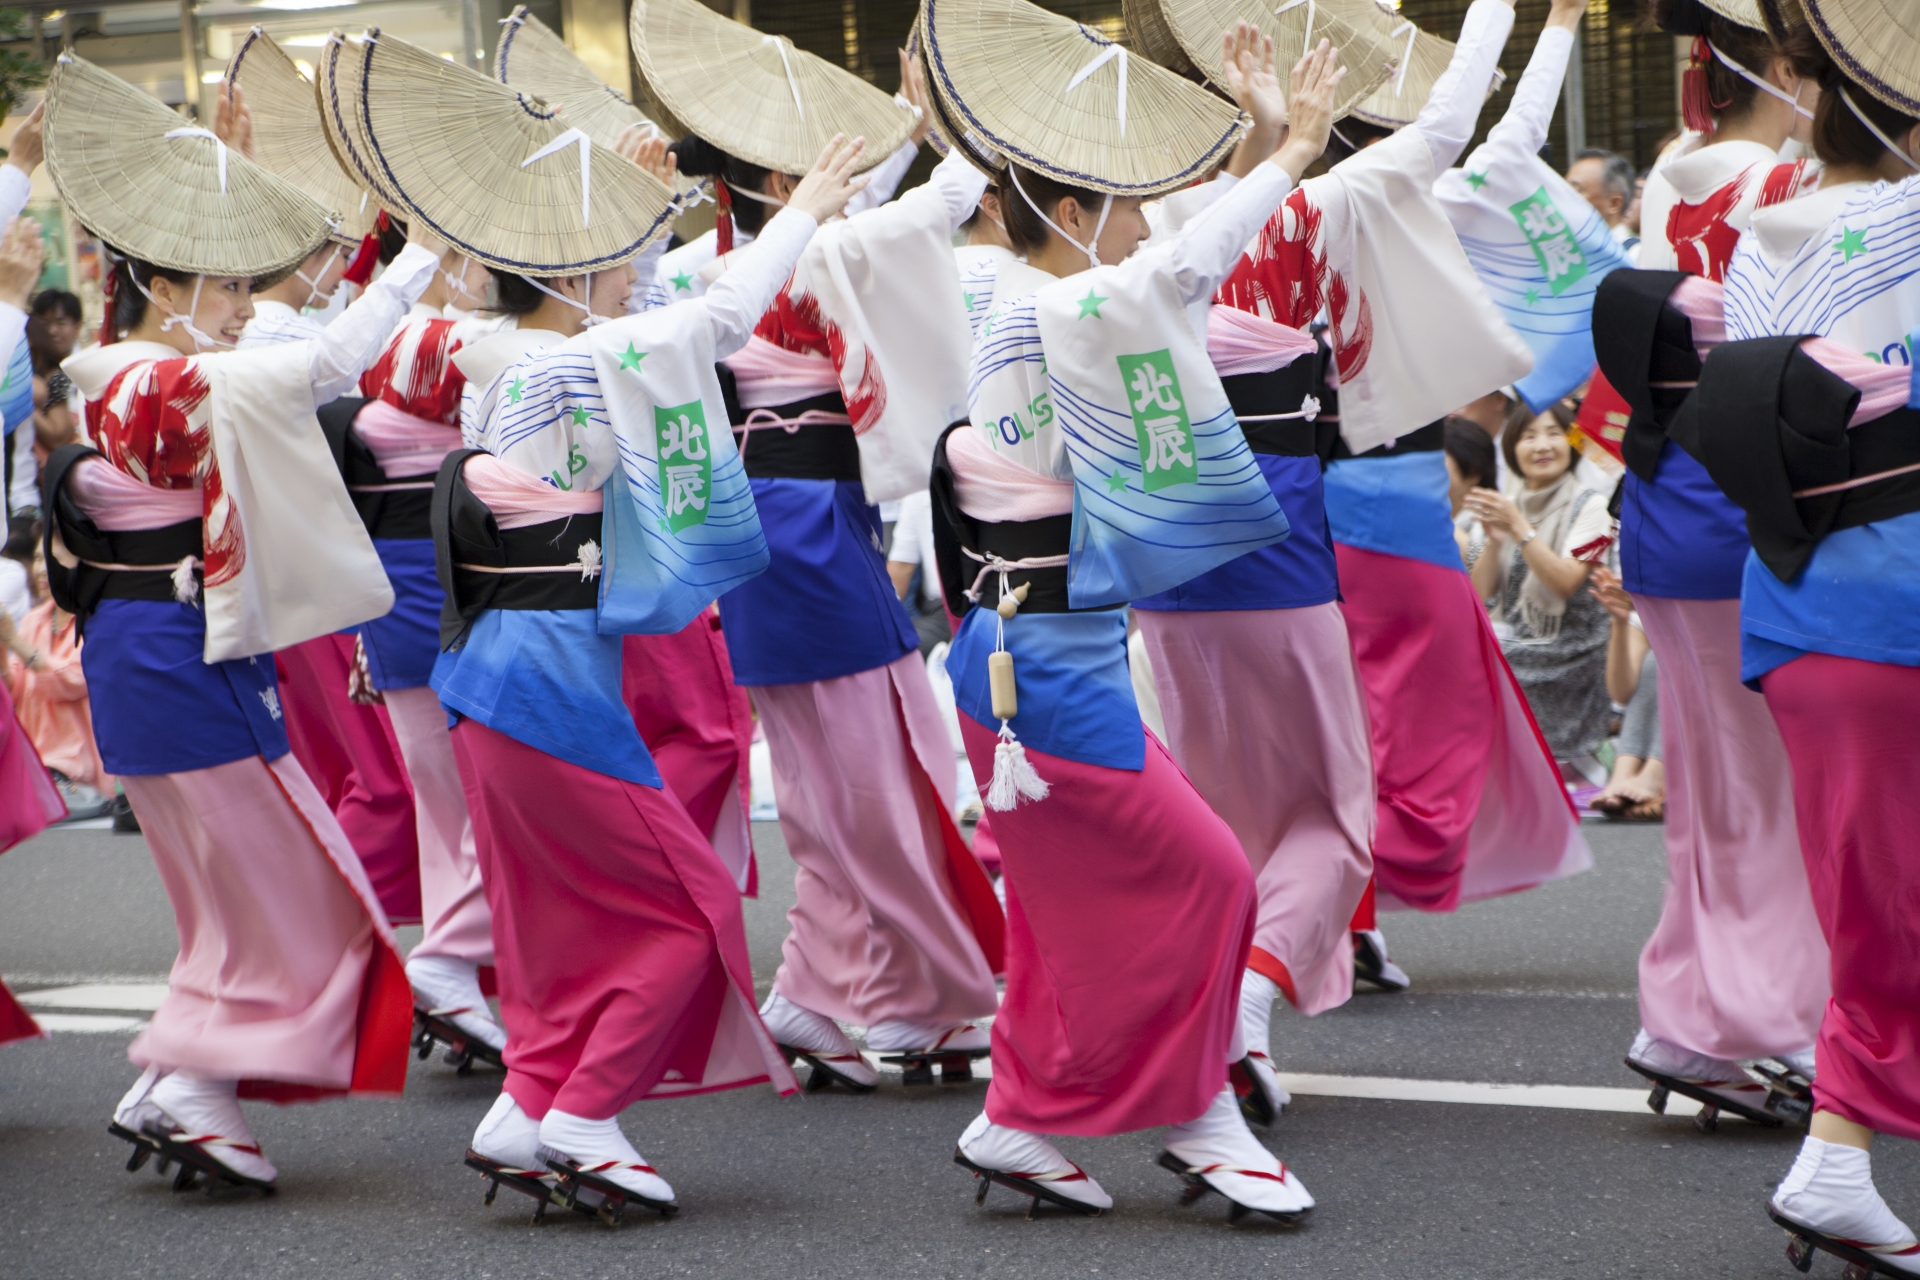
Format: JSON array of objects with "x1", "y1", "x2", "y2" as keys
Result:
[
  {"x1": 843, "y1": 138, "x2": 918, "y2": 217},
  {"x1": 0, "y1": 101, "x2": 42, "y2": 230},
  {"x1": 306, "y1": 238, "x2": 441, "y2": 403},
  {"x1": 1484, "y1": 0, "x2": 1583, "y2": 159},
  {"x1": 1411, "y1": 0, "x2": 1517, "y2": 173}
]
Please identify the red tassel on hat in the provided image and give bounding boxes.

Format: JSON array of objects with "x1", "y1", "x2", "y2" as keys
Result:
[
  {"x1": 715, "y1": 179, "x2": 734, "y2": 256},
  {"x1": 341, "y1": 211, "x2": 389, "y2": 288},
  {"x1": 1681, "y1": 36, "x2": 1717, "y2": 136}
]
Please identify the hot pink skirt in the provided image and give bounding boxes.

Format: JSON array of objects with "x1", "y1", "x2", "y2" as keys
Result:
[
  {"x1": 622, "y1": 614, "x2": 757, "y2": 893},
  {"x1": 1335, "y1": 544, "x2": 1588, "y2": 912},
  {"x1": 1763, "y1": 652, "x2": 1919, "y2": 1139},
  {"x1": 1, "y1": 679, "x2": 62, "y2": 1044},
  {"x1": 452, "y1": 719, "x2": 793, "y2": 1120},
  {"x1": 959, "y1": 713, "x2": 1253, "y2": 1136},
  {"x1": 276, "y1": 634, "x2": 421, "y2": 924}
]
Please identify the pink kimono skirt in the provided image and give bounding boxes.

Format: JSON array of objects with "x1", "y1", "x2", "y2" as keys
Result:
[
  {"x1": 753, "y1": 653, "x2": 1002, "y2": 1028},
  {"x1": 276, "y1": 633, "x2": 421, "y2": 924},
  {"x1": 1335, "y1": 544, "x2": 1588, "y2": 912},
  {"x1": 1635, "y1": 597, "x2": 1827, "y2": 1061},
  {"x1": 1, "y1": 679, "x2": 64, "y2": 1044},
  {"x1": 1763, "y1": 653, "x2": 1920, "y2": 1139},
  {"x1": 382, "y1": 687, "x2": 493, "y2": 967},
  {"x1": 451, "y1": 719, "x2": 794, "y2": 1119},
  {"x1": 958, "y1": 713, "x2": 1255, "y2": 1136},
  {"x1": 124, "y1": 752, "x2": 412, "y2": 1099},
  {"x1": 622, "y1": 614, "x2": 757, "y2": 894},
  {"x1": 1138, "y1": 604, "x2": 1375, "y2": 1016}
]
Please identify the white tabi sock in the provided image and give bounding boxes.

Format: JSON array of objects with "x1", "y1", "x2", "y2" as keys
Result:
[
  {"x1": 957, "y1": 1112, "x2": 1112, "y2": 1209},
  {"x1": 538, "y1": 1110, "x2": 676, "y2": 1205},
  {"x1": 758, "y1": 992, "x2": 879, "y2": 1086},
  {"x1": 470, "y1": 1091, "x2": 543, "y2": 1171},
  {"x1": 406, "y1": 954, "x2": 507, "y2": 1051},
  {"x1": 149, "y1": 1071, "x2": 278, "y2": 1184},
  {"x1": 1236, "y1": 970, "x2": 1290, "y2": 1110},
  {"x1": 1163, "y1": 1087, "x2": 1312, "y2": 1215},
  {"x1": 866, "y1": 1019, "x2": 990, "y2": 1053},
  {"x1": 1773, "y1": 1138, "x2": 1920, "y2": 1273}
]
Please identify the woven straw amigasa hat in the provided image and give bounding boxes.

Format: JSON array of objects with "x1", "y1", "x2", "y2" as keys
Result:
[
  {"x1": 630, "y1": 0, "x2": 917, "y2": 176},
  {"x1": 919, "y1": 0, "x2": 1249, "y2": 196},
  {"x1": 1127, "y1": 0, "x2": 1397, "y2": 122},
  {"x1": 225, "y1": 27, "x2": 376, "y2": 246},
  {"x1": 1803, "y1": 0, "x2": 1920, "y2": 115},
  {"x1": 318, "y1": 28, "x2": 688, "y2": 278},
  {"x1": 496, "y1": 6, "x2": 672, "y2": 151},
  {"x1": 1346, "y1": 0, "x2": 1458, "y2": 129},
  {"x1": 43, "y1": 53, "x2": 335, "y2": 279}
]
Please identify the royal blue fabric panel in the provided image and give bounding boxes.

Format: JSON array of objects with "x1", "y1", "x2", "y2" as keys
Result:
[
  {"x1": 1133, "y1": 453, "x2": 1338, "y2": 611},
  {"x1": 946, "y1": 607, "x2": 1142, "y2": 771},
  {"x1": 358, "y1": 537, "x2": 442, "y2": 690},
  {"x1": 1322, "y1": 452, "x2": 1465, "y2": 573},
  {"x1": 1619, "y1": 441, "x2": 1747, "y2": 600},
  {"x1": 432, "y1": 607, "x2": 662, "y2": 787},
  {"x1": 716, "y1": 477, "x2": 915, "y2": 686},
  {"x1": 83, "y1": 598, "x2": 289, "y2": 775},
  {"x1": 1739, "y1": 510, "x2": 1920, "y2": 687}
]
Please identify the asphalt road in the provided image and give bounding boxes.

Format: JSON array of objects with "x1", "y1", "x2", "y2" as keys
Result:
[{"x1": 1, "y1": 818, "x2": 1909, "y2": 1280}]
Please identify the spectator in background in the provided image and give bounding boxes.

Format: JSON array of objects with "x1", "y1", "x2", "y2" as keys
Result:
[
  {"x1": 0, "y1": 533, "x2": 26, "y2": 622},
  {"x1": 884, "y1": 489, "x2": 950, "y2": 656},
  {"x1": 1625, "y1": 170, "x2": 1647, "y2": 243},
  {"x1": 1566, "y1": 148, "x2": 1640, "y2": 262},
  {"x1": 1464, "y1": 400, "x2": 1614, "y2": 779},
  {"x1": 1587, "y1": 566, "x2": 1663, "y2": 821},
  {"x1": 1443, "y1": 414, "x2": 1498, "y2": 570},
  {"x1": 2, "y1": 546, "x2": 110, "y2": 819},
  {"x1": 27, "y1": 290, "x2": 82, "y2": 456},
  {"x1": 30, "y1": 372, "x2": 75, "y2": 463}
]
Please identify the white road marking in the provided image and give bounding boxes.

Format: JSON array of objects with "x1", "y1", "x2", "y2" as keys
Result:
[
  {"x1": 29, "y1": 1014, "x2": 148, "y2": 1034},
  {"x1": 18, "y1": 983, "x2": 170, "y2": 1011}
]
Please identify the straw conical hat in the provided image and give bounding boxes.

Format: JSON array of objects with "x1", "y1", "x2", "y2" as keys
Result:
[
  {"x1": 316, "y1": 32, "x2": 408, "y2": 218},
  {"x1": 1124, "y1": 0, "x2": 1197, "y2": 77},
  {"x1": 1696, "y1": 0, "x2": 1772, "y2": 31},
  {"x1": 342, "y1": 29, "x2": 687, "y2": 276},
  {"x1": 43, "y1": 54, "x2": 333, "y2": 279},
  {"x1": 225, "y1": 28, "x2": 375, "y2": 245},
  {"x1": 1139, "y1": 0, "x2": 1397, "y2": 121},
  {"x1": 495, "y1": 7, "x2": 666, "y2": 151},
  {"x1": 1345, "y1": 3, "x2": 1447, "y2": 128},
  {"x1": 630, "y1": 0, "x2": 917, "y2": 176},
  {"x1": 920, "y1": 0, "x2": 1248, "y2": 196},
  {"x1": 911, "y1": 8, "x2": 1005, "y2": 175},
  {"x1": 1803, "y1": 0, "x2": 1920, "y2": 114}
]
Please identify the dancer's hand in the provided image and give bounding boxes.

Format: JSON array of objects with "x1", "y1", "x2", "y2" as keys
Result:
[
  {"x1": 899, "y1": 48, "x2": 932, "y2": 147},
  {"x1": 1221, "y1": 22, "x2": 1285, "y2": 177},
  {"x1": 212, "y1": 82, "x2": 255, "y2": 160},
  {"x1": 1272, "y1": 39, "x2": 1345, "y2": 183},
  {"x1": 786, "y1": 134, "x2": 870, "y2": 223},
  {"x1": 5, "y1": 101, "x2": 44, "y2": 176},
  {"x1": 0, "y1": 215, "x2": 46, "y2": 310},
  {"x1": 616, "y1": 124, "x2": 678, "y2": 188}
]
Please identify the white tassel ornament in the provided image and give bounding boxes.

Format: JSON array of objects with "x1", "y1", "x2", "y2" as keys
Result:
[
  {"x1": 171, "y1": 555, "x2": 201, "y2": 605},
  {"x1": 985, "y1": 724, "x2": 1049, "y2": 811}
]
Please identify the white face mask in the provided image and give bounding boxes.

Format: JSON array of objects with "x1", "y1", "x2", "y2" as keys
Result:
[
  {"x1": 134, "y1": 271, "x2": 230, "y2": 352},
  {"x1": 523, "y1": 273, "x2": 610, "y2": 327},
  {"x1": 1007, "y1": 168, "x2": 1113, "y2": 271},
  {"x1": 294, "y1": 244, "x2": 344, "y2": 312},
  {"x1": 1707, "y1": 41, "x2": 1815, "y2": 120}
]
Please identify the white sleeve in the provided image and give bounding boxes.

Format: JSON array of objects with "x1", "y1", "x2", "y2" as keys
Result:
[
  {"x1": 1142, "y1": 162, "x2": 1295, "y2": 307},
  {"x1": 1412, "y1": 0, "x2": 1518, "y2": 173},
  {"x1": 701, "y1": 206, "x2": 818, "y2": 357},
  {"x1": 8, "y1": 422, "x2": 37, "y2": 519},
  {"x1": 844, "y1": 140, "x2": 920, "y2": 216},
  {"x1": 0, "y1": 165, "x2": 33, "y2": 231},
  {"x1": 306, "y1": 243, "x2": 440, "y2": 404},
  {"x1": 1485, "y1": 25, "x2": 1574, "y2": 159},
  {"x1": 625, "y1": 236, "x2": 670, "y2": 315},
  {"x1": 927, "y1": 146, "x2": 989, "y2": 233}
]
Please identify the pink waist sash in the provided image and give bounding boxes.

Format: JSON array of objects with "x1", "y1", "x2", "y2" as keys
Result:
[
  {"x1": 945, "y1": 425, "x2": 1074, "y2": 523},
  {"x1": 355, "y1": 400, "x2": 464, "y2": 480},
  {"x1": 460, "y1": 453, "x2": 603, "y2": 531},
  {"x1": 722, "y1": 335, "x2": 840, "y2": 410},
  {"x1": 66, "y1": 457, "x2": 202, "y2": 531},
  {"x1": 1206, "y1": 304, "x2": 1317, "y2": 377}
]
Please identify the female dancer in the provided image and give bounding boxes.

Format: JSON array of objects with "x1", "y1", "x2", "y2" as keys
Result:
[
  {"x1": 330, "y1": 29, "x2": 868, "y2": 1210},
  {"x1": 1704, "y1": 8, "x2": 1920, "y2": 1262},
  {"x1": 927, "y1": 4, "x2": 1341, "y2": 1219},
  {"x1": 39, "y1": 52, "x2": 442, "y2": 1191},
  {"x1": 635, "y1": 0, "x2": 1001, "y2": 1089},
  {"x1": 1601, "y1": 0, "x2": 1829, "y2": 1121}
]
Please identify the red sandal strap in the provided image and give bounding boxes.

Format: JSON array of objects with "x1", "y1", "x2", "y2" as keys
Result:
[{"x1": 1183, "y1": 1162, "x2": 1290, "y2": 1184}]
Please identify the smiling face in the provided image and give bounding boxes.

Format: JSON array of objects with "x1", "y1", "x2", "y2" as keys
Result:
[
  {"x1": 1515, "y1": 412, "x2": 1574, "y2": 488},
  {"x1": 142, "y1": 273, "x2": 255, "y2": 353}
]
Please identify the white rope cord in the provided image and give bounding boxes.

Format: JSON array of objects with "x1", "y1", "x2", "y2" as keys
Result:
[
  {"x1": 1390, "y1": 22, "x2": 1418, "y2": 96},
  {"x1": 1007, "y1": 166, "x2": 1112, "y2": 271},
  {"x1": 294, "y1": 243, "x2": 343, "y2": 312},
  {"x1": 522, "y1": 126, "x2": 595, "y2": 226},
  {"x1": 763, "y1": 36, "x2": 805, "y2": 120},
  {"x1": 1236, "y1": 394, "x2": 1321, "y2": 422},
  {"x1": 1066, "y1": 41, "x2": 1129, "y2": 138},
  {"x1": 164, "y1": 127, "x2": 230, "y2": 194},
  {"x1": 1706, "y1": 41, "x2": 1815, "y2": 120},
  {"x1": 724, "y1": 181, "x2": 788, "y2": 208},
  {"x1": 523, "y1": 273, "x2": 609, "y2": 326},
  {"x1": 132, "y1": 273, "x2": 230, "y2": 352},
  {"x1": 1838, "y1": 84, "x2": 1920, "y2": 171},
  {"x1": 1274, "y1": 0, "x2": 1317, "y2": 57}
]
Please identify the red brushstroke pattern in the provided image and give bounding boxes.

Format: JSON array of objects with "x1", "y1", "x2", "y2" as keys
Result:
[
  {"x1": 1759, "y1": 160, "x2": 1812, "y2": 211},
  {"x1": 1666, "y1": 169, "x2": 1751, "y2": 283},
  {"x1": 361, "y1": 317, "x2": 466, "y2": 425},
  {"x1": 1214, "y1": 189, "x2": 1373, "y2": 382},
  {"x1": 91, "y1": 357, "x2": 243, "y2": 585},
  {"x1": 753, "y1": 285, "x2": 886, "y2": 434}
]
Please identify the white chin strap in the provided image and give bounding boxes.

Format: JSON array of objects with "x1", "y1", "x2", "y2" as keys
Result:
[
  {"x1": 133, "y1": 272, "x2": 229, "y2": 352},
  {"x1": 1707, "y1": 42, "x2": 1815, "y2": 120},
  {"x1": 1007, "y1": 167, "x2": 1112, "y2": 271},
  {"x1": 525, "y1": 273, "x2": 609, "y2": 327},
  {"x1": 724, "y1": 181, "x2": 789, "y2": 209},
  {"x1": 1839, "y1": 84, "x2": 1920, "y2": 172},
  {"x1": 442, "y1": 257, "x2": 481, "y2": 306},
  {"x1": 295, "y1": 244, "x2": 344, "y2": 312}
]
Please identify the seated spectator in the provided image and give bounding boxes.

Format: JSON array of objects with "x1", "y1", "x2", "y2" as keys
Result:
[
  {"x1": 1566, "y1": 147, "x2": 1640, "y2": 261},
  {"x1": 1587, "y1": 566, "x2": 1664, "y2": 821},
  {"x1": 1, "y1": 548, "x2": 111, "y2": 819},
  {"x1": 1464, "y1": 400, "x2": 1614, "y2": 776},
  {"x1": 1443, "y1": 413, "x2": 1498, "y2": 568},
  {"x1": 884, "y1": 489, "x2": 951, "y2": 656}
]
